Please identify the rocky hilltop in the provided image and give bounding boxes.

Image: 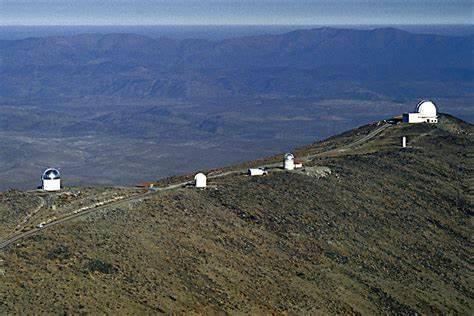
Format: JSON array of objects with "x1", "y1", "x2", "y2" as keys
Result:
[{"x1": 0, "y1": 114, "x2": 472, "y2": 314}]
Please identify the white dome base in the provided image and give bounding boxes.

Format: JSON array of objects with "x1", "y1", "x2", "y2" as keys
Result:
[{"x1": 43, "y1": 179, "x2": 61, "y2": 191}]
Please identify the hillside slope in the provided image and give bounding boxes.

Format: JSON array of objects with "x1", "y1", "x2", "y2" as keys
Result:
[{"x1": 0, "y1": 115, "x2": 472, "y2": 314}]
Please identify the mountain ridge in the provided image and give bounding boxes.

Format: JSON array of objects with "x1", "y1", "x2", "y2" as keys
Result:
[
  {"x1": 0, "y1": 26, "x2": 472, "y2": 191},
  {"x1": 0, "y1": 114, "x2": 472, "y2": 313},
  {"x1": 1, "y1": 27, "x2": 472, "y2": 66},
  {"x1": 1, "y1": 27, "x2": 472, "y2": 101}
]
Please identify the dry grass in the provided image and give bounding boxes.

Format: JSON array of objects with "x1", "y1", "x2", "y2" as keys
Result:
[{"x1": 0, "y1": 115, "x2": 472, "y2": 314}]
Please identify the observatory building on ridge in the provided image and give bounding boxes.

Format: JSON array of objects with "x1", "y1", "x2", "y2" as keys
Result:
[
  {"x1": 403, "y1": 100, "x2": 438, "y2": 124},
  {"x1": 42, "y1": 168, "x2": 61, "y2": 191},
  {"x1": 284, "y1": 153, "x2": 295, "y2": 170},
  {"x1": 194, "y1": 173, "x2": 207, "y2": 188}
]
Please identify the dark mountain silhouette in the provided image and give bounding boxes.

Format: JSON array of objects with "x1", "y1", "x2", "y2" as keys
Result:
[
  {"x1": 1, "y1": 27, "x2": 472, "y2": 100},
  {"x1": 1, "y1": 28, "x2": 472, "y2": 67}
]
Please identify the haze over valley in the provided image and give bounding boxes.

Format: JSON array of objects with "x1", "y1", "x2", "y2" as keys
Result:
[{"x1": 0, "y1": 26, "x2": 473, "y2": 190}]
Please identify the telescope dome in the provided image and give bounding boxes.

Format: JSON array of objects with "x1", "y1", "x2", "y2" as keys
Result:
[
  {"x1": 194, "y1": 173, "x2": 207, "y2": 188},
  {"x1": 42, "y1": 168, "x2": 60, "y2": 180},
  {"x1": 415, "y1": 100, "x2": 437, "y2": 117}
]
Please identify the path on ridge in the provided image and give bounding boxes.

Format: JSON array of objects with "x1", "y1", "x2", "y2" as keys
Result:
[{"x1": 0, "y1": 122, "x2": 390, "y2": 251}]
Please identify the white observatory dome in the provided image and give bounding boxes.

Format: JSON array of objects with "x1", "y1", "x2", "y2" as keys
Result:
[
  {"x1": 415, "y1": 100, "x2": 437, "y2": 117},
  {"x1": 284, "y1": 153, "x2": 295, "y2": 171},
  {"x1": 42, "y1": 168, "x2": 60, "y2": 180},
  {"x1": 194, "y1": 173, "x2": 207, "y2": 188},
  {"x1": 42, "y1": 168, "x2": 61, "y2": 191}
]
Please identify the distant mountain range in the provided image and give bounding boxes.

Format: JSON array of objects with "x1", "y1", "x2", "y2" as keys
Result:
[
  {"x1": 0, "y1": 27, "x2": 472, "y2": 190},
  {"x1": 1, "y1": 27, "x2": 472, "y2": 100}
]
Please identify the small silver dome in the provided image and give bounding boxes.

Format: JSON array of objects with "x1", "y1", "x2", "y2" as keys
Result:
[{"x1": 42, "y1": 168, "x2": 60, "y2": 180}]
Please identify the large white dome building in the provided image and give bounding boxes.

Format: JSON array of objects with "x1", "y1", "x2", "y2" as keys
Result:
[
  {"x1": 42, "y1": 168, "x2": 61, "y2": 191},
  {"x1": 403, "y1": 100, "x2": 438, "y2": 124},
  {"x1": 416, "y1": 100, "x2": 437, "y2": 117}
]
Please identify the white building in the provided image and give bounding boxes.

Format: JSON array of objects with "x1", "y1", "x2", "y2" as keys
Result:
[
  {"x1": 284, "y1": 153, "x2": 295, "y2": 170},
  {"x1": 248, "y1": 168, "x2": 267, "y2": 176},
  {"x1": 403, "y1": 100, "x2": 438, "y2": 124},
  {"x1": 194, "y1": 173, "x2": 207, "y2": 188},
  {"x1": 42, "y1": 168, "x2": 61, "y2": 191}
]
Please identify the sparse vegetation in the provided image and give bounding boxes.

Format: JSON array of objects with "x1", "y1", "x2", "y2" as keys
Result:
[
  {"x1": 0, "y1": 115, "x2": 472, "y2": 314},
  {"x1": 85, "y1": 258, "x2": 117, "y2": 274}
]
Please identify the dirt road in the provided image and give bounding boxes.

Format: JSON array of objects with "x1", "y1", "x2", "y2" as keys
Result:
[{"x1": 0, "y1": 122, "x2": 390, "y2": 251}]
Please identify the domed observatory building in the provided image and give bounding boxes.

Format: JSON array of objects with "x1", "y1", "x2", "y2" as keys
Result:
[
  {"x1": 284, "y1": 153, "x2": 295, "y2": 170},
  {"x1": 403, "y1": 100, "x2": 438, "y2": 124},
  {"x1": 42, "y1": 168, "x2": 61, "y2": 191},
  {"x1": 194, "y1": 173, "x2": 207, "y2": 188}
]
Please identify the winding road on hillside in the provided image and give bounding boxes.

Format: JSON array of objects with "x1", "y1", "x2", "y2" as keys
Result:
[
  {"x1": 0, "y1": 122, "x2": 390, "y2": 251},
  {"x1": 13, "y1": 196, "x2": 45, "y2": 232}
]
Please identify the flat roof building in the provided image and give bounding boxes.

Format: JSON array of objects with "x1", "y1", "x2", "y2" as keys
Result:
[{"x1": 403, "y1": 100, "x2": 438, "y2": 124}]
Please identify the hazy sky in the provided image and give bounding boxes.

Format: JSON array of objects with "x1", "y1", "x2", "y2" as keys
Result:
[{"x1": 1, "y1": 0, "x2": 472, "y2": 26}]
